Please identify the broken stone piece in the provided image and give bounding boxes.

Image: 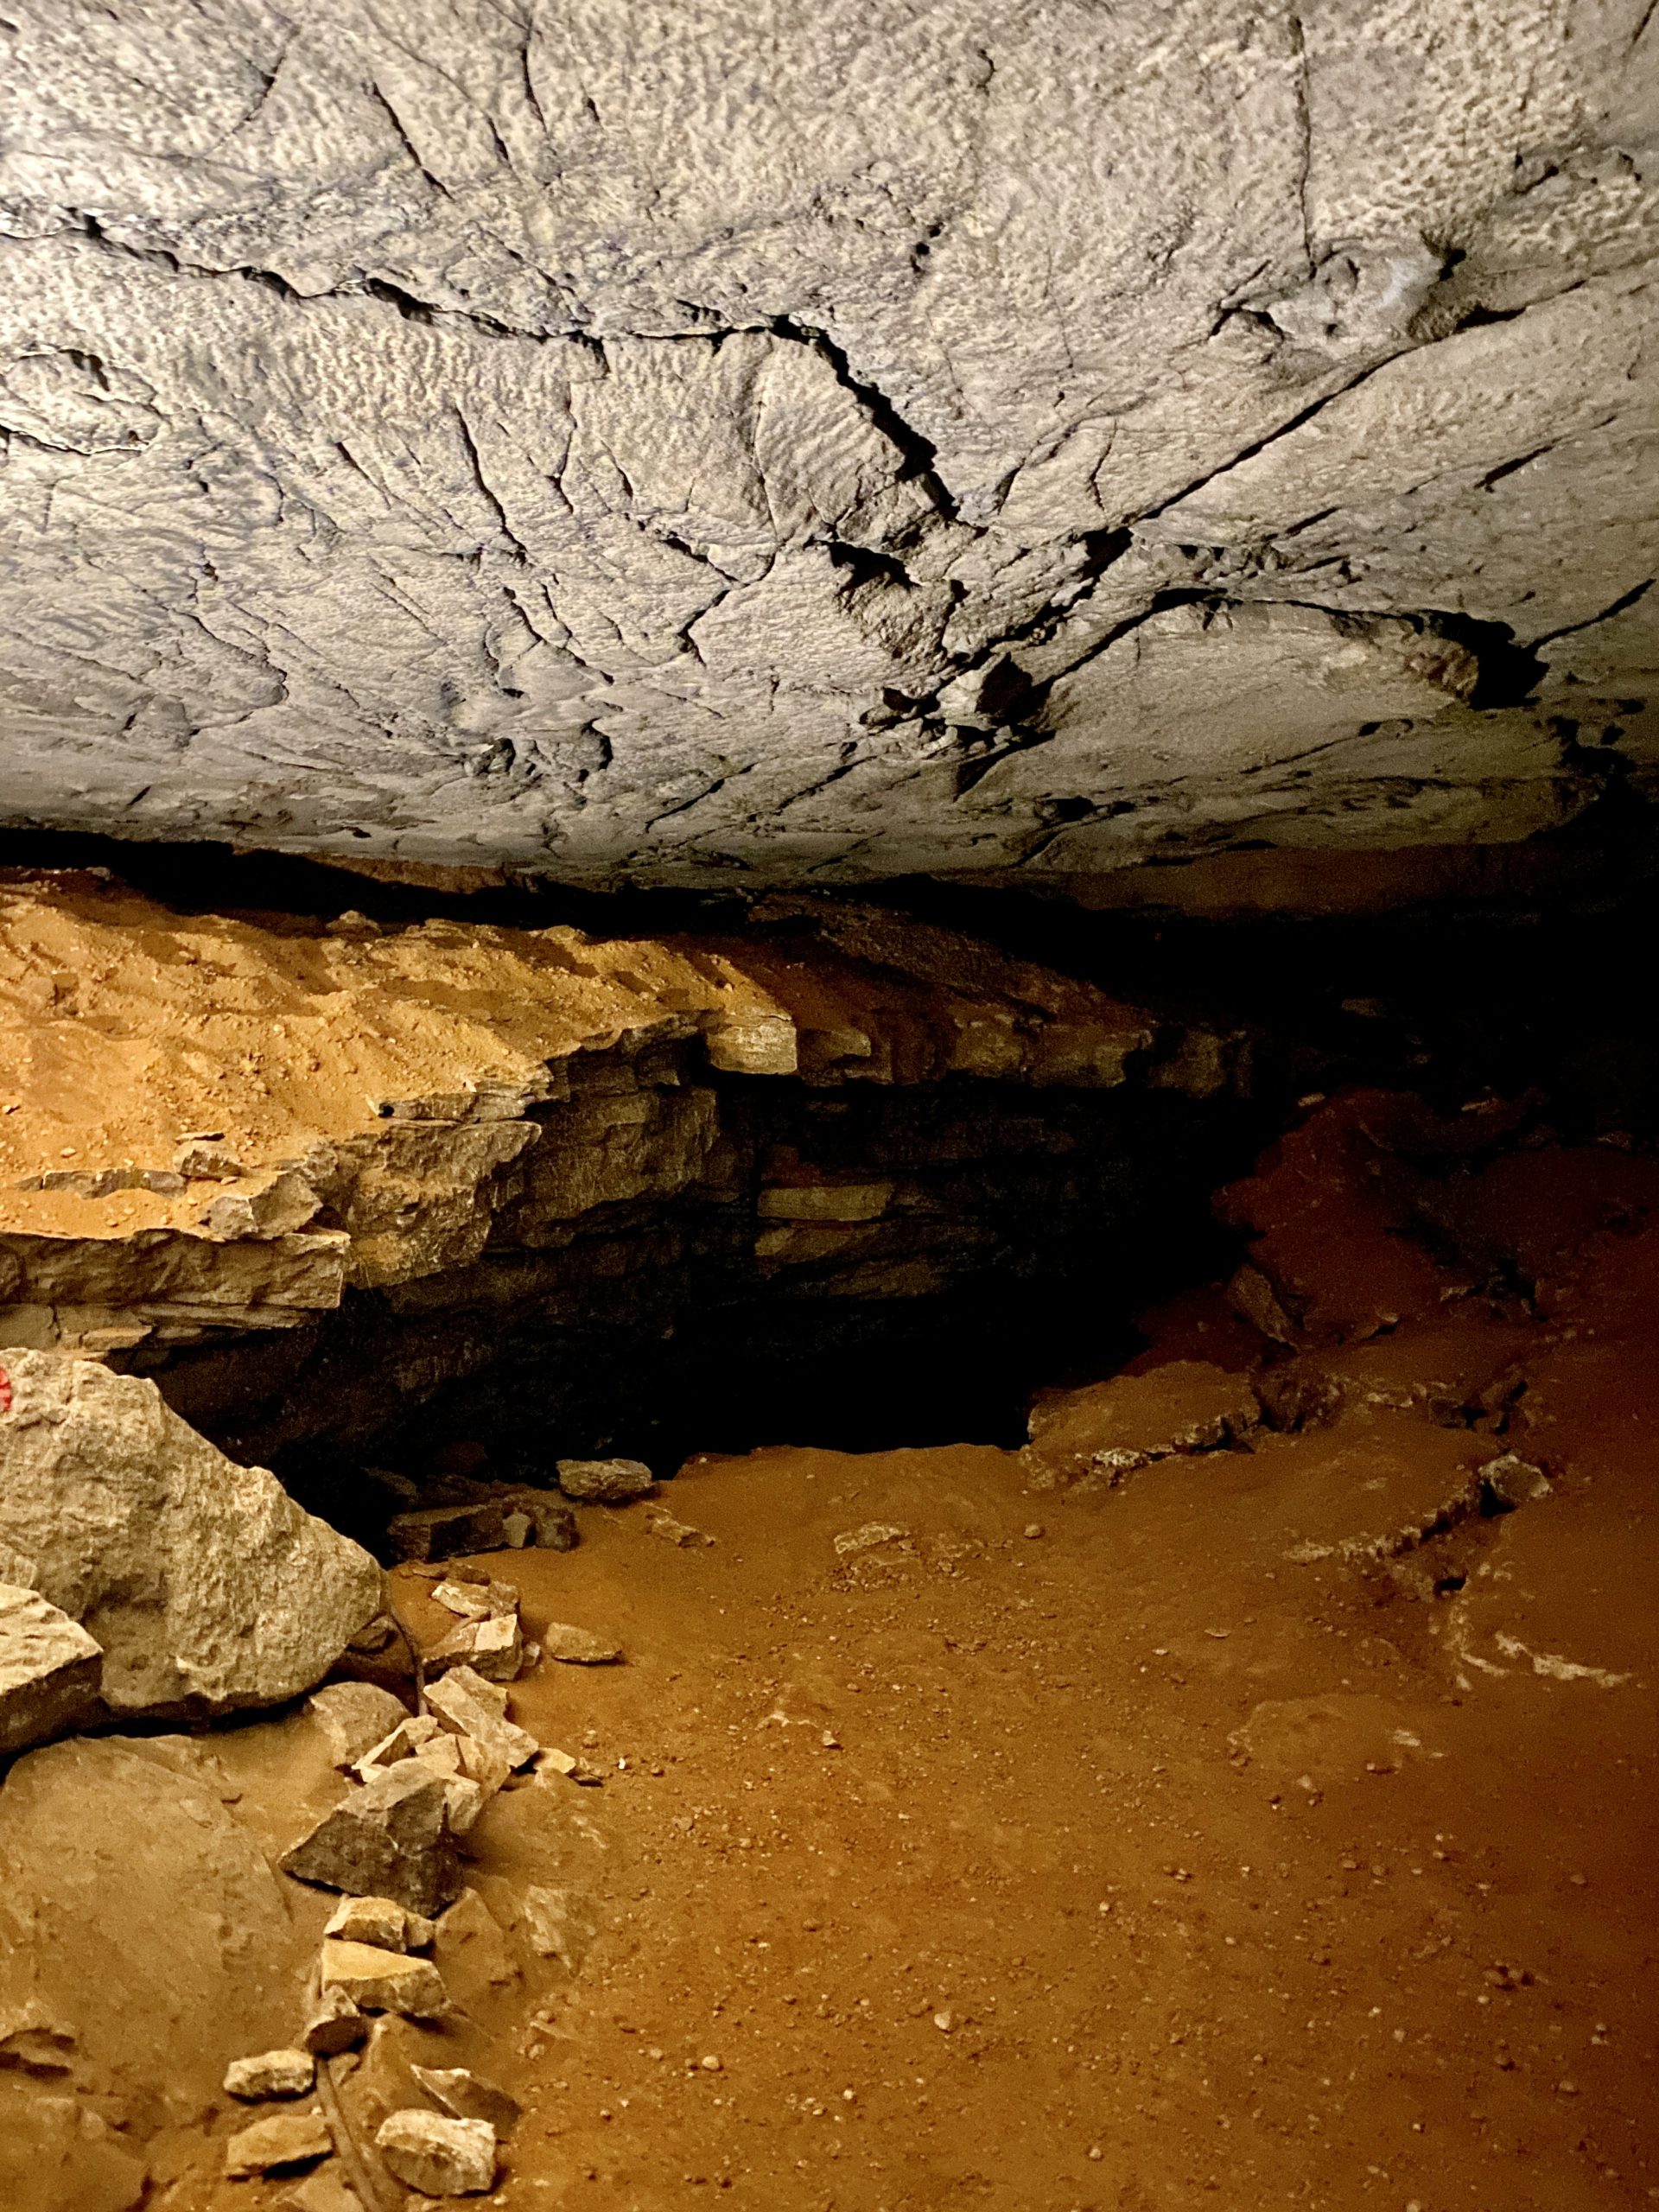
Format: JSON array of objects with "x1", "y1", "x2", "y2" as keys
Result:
[
  {"x1": 556, "y1": 1457, "x2": 655, "y2": 1504},
  {"x1": 423, "y1": 1667, "x2": 537, "y2": 1769},
  {"x1": 425, "y1": 1611, "x2": 524, "y2": 1681},
  {"x1": 832, "y1": 1522, "x2": 912, "y2": 1557},
  {"x1": 541, "y1": 1746, "x2": 604, "y2": 1785},
  {"x1": 429, "y1": 1581, "x2": 497, "y2": 1621},
  {"x1": 279, "y1": 1762, "x2": 461, "y2": 1917},
  {"x1": 385, "y1": 1502, "x2": 507, "y2": 1564},
  {"x1": 0, "y1": 1582, "x2": 103, "y2": 1755},
  {"x1": 299, "y1": 1980, "x2": 367, "y2": 2057},
  {"x1": 307, "y1": 1682, "x2": 410, "y2": 1771},
  {"x1": 411, "y1": 2065, "x2": 521, "y2": 2134},
  {"x1": 223, "y1": 2108, "x2": 333, "y2": 2176},
  {"x1": 375, "y1": 2110, "x2": 497, "y2": 2196},
  {"x1": 323, "y1": 1896, "x2": 435, "y2": 1953},
  {"x1": 541, "y1": 1622, "x2": 622, "y2": 1665},
  {"x1": 172, "y1": 1140, "x2": 245, "y2": 1180},
  {"x1": 278, "y1": 2170, "x2": 365, "y2": 2212},
  {"x1": 318, "y1": 1940, "x2": 446, "y2": 2018},
  {"x1": 647, "y1": 1510, "x2": 714, "y2": 1547},
  {"x1": 486, "y1": 1485, "x2": 578, "y2": 1549},
  {"x1": 225, "y1": 2048, "x2": 315, "y2": 2101},
  {"x1": 353, "y1": 1713, "x2": 442, "y2": 1777},
  {"x1": 439, "y1": 1776, "x2": 487, "y2": 1835}
]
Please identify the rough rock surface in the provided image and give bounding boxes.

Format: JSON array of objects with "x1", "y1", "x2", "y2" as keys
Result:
[
  {"x1": 224, "y1": 2048, "x2": 315, "y2": 2102},
  {"x1": 223, "y1": 2109, "x2": 333, "y2": 2177},
  {"x1": 0, "y1": 1583, "x2": 102, "y2": 1753},
  {"x1": 0, "y1": 1352, "x2": 383, "y2": 1715},
  {"x1": 374, "y1": 2109, "x2": 496, "y2": 2196},
  {"x1": 1, "y1": 7, "x2": 1653, "y2": 881},
  {"x1": 280, "y1": 1762, "x2": 461, "y2": 1918}
]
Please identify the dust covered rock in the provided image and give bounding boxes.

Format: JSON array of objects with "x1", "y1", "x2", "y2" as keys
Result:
[
  {"x1": 556, "y1": 1459, "x2": 656, "y2": 1504},
  {"x1": 280, "y1": 1764, "x2": 461, "y2": 1918},
  {"x1": 0, "y1": 1352, "x2": 382, "y2": 1716},
  {"x1": 223, "y1": 2109, "x2": 333, "y2": 2176},
  {"x1": 224, "y1": 2048, "x2": 315, "y2": 2101},
  {"x1": 0, "y1": 1583, "x2": 102, "y2": 1753},
  {"x1": 374, "y1": 2109, "x2": 496, "y2": 2196},
  {"x1": 317, "y1": 1940, "x2": 446, "y2": 2018}
]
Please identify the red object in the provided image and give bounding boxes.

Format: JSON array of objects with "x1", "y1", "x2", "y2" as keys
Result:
[{"x1": 0, "y1": 1363, "x2": 10, "y2": 1413}]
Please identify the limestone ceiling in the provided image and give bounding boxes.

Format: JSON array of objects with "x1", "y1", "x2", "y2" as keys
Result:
[{"x1": 0, "y1": 1, "x2": 1656, "y2": 884}]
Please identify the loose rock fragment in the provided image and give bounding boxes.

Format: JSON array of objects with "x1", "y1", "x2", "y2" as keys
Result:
[
  {"x1": 299, "y1": 1980, "x2": 367, "y2": 2058},
  {"x1": 541, "y1": 1746, "x2": 604, "y2": 1785},
  {"x1": 323, "y1": 1896, "x2": 435, "y2": 1953},
  {"x1": 646, "y1": 1510, "x2": 714, "y2": 1547},
  {"x1": 353, "y1": 1713, "x2": 443, "y2": 1778},
  {"x1": 278, "y1": 2171, "x2": 365, "y2": 2212},
  {"x1": 225, "y1": 2048, "x2": 315, "y2": 2101},
  {"x1": 429, "y1": 1581, "x2": 499, "y2": 1622},
  {"x1": 556, "y1": 1457, "x2": 655, "y2": 1503},
  {"x1": 833, "y1": 1522, "x2": 912, "y2": 1557},
  {"x1": 374, "y1": 2109, "x2": 497, "y2": 2196},
  {"x1": 385, "y1": 1503, "x2": 507, "y2": 1565},
  {"x1": 541, "y1": 1622, "x2": 622, "y2": 1665},
  {"x1": 411, "y1": 2065, "x2": 521, "y2": 2134},
  {"x1": 425, "y1": 1611, "x2": 524, "y2": 1682},
  {"x1": 0, "y1": 1582, "x2": 102, "y2": 1754},
  {"x1": 318, "y1": 1940, "x2": 446, "y2": 2018},
  {"x1": 280, "y1": 1763, "x2": 461, "y2": 1917},
  {"x1": 423, "y1": 1667, "x2": 538, "y2": 1769},
  {"x1": 307, "y1": 1683, "x2": 410, "y2": 1771},
  {"x1": 224, "y1": 2108, "x2": 333, "y2": 2176}
]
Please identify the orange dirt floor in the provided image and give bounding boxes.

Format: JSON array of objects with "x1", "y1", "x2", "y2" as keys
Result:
[{"x1": 31, "y1": 1094, "x2": 1659, "y2": 2212}]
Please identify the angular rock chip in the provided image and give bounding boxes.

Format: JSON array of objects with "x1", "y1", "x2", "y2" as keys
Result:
[
  {"x1": 385, "y1": 1502, "x2": 507, "y2": 1565},
  {"x1": 411, "y1": 2064, "x2": 521, "y2": 2133},
  {"x1": 424, "y1": 1668, "x2": 537, "y2": 1770},
  {"x1": 225, "y1": 2047, "x2": 315, "y2": 2101},
  {"x1": 541, "y1": 1622, "x2": 622, "y2": 1665},
  {"x1": 299, "y1": 1980, "x2": 367, "y2": 2058},
  {"x1": 279, "y1": 2171, "x2": 365, "y2": 2212},
  {"x1": 0, "y1": 1351, "x2": 382, "y2": 1716},
  {"x1": 323, "y1": 1896, "x2": 435, "y2": 1953},
  {"x1": 307, "y1": 1682, "x2": 410, "y2": 1771},
  {"x1": 556, "y1": 1457, "x2": 655, "y2": 1504},
  {"x1": 375, "y1": 2109, "x2": 497, "y2": 2196},
  {"x1": 426, "y1": 1611, "x2": 524, "y2": 1682},
  {"x1": 353, "y1": 1713, "x2": 443, "y2": 1778},
  {"x1": 280, "y1": 1764, "x2": 461, "y2": 1917},
  {"x1": 647, "y1": 1510, "x2": 714, "y2": 1548},
  {"x1": 224, "y1": 2108, "x2": 333, "y2": 2176},
  {"x1": 832, "y1": 1522, "x2": 912, "y2": 1558},
  {"x1": 318, "y1": 1940, "x2": 446, "y2": 2018},
  {"x1": 0, "y1": 1582, "x2": 102, "y2": 1754}
]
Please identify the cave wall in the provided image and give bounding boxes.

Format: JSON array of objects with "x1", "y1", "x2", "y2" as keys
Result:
[{"x1": 1, "y1": 3, "x2": 1656, "y2": 885}]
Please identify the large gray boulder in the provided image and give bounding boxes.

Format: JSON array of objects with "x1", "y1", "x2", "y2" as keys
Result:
[{"x1": 0, "y1": 1351, "x2": 382, "y2": 1717}]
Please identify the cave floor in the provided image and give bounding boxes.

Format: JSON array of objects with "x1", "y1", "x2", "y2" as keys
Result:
[{"x1": 164, "y1": 1412, "x2": 1658, "y2": 2212}]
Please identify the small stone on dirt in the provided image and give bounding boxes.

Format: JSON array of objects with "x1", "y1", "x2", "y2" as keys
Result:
[
  {"x1": 833, "y1": 1522, "x2": 911, "y2": 1557},
  {"x1": 425, "y1": 1611, "x2": 524, "y2": 1682},
  {"x1": 223, "y1": 2108, "x2": 333, "y2": 2176},
  {"x1": 411, "y1": 2064, "x2": 521, "y2": 2133},
  {"x1": 225, "y1": 2048, "x2": 315, "y2": 2101},
  {"x1": 299, "y1": 1980, "x2": 367, "y2": 2057},
  {"x1": 318, "y1": 1939, "x2": 446, "y2": 2018},
  {"x1": 279, "y1": 1761, "x2": 461, "y2": 1917},
  {"x1": 323, "y1": 1896, "x2": 435, "y2": 1952},
  {"x1": 374, "y1": 2109, "x2": 497, "y2": 2196},
  {"x1": 423, "y1": 1668, "x2": 537, "y2": 1769},
  {"x1": 542, "y1": 1746, "x2": 604, "y2": 1784},
  {"x1": 647, "y1": 1511, "x2": 714, "y2": 1547},
  {"x1": 542, "y1": 1622, "x2": 622, "y2": 1665},
  {"x1": 556, "y1": 1457, "x2": 655, "y2": 1503},
  {"x1": 307, "y1": 1682, "x2": 410, "y2": 1771}
]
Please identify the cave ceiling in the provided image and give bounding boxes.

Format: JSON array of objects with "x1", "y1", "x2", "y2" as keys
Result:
[{"x1": 1, "y1": 1, "x2": 1656, "y2": 887}]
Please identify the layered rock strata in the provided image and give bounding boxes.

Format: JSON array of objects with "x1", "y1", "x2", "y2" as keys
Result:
[{"x1": 0, "y1": 874, "x2": 1253, "y2": 1474}]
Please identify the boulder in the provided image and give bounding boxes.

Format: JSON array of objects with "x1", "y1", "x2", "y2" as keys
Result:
[
  {"x1": 281, "y1": 1764, "x2": 461, "y2": 1918},
  {"x1": 556, "y1": 1457, "x2": 655, "y2": 1504},
  {"x1": 0, "y1": 1352, "x2": 383, "y2": 1716},
  {"x1": 0, "y1": 1583, "x2": 102, "y2": 1754},
  {"x1": 374, "y1": 2110, "x2": 497, "y2": 2196},
  {"x1": 317, "y1": 1940, "x2": 445, "y2": 2018},
  {"x1": 224, "y1": 2110, "x2": 334, "y2": 2176},
  {"x1": 225, "y1": 2048, "x2": 315, "y2": 2101}
]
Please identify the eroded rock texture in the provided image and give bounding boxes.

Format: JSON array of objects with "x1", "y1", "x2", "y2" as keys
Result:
[{"x1": 1, "y1": 3, "x2": 1655, "y2": 881}]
